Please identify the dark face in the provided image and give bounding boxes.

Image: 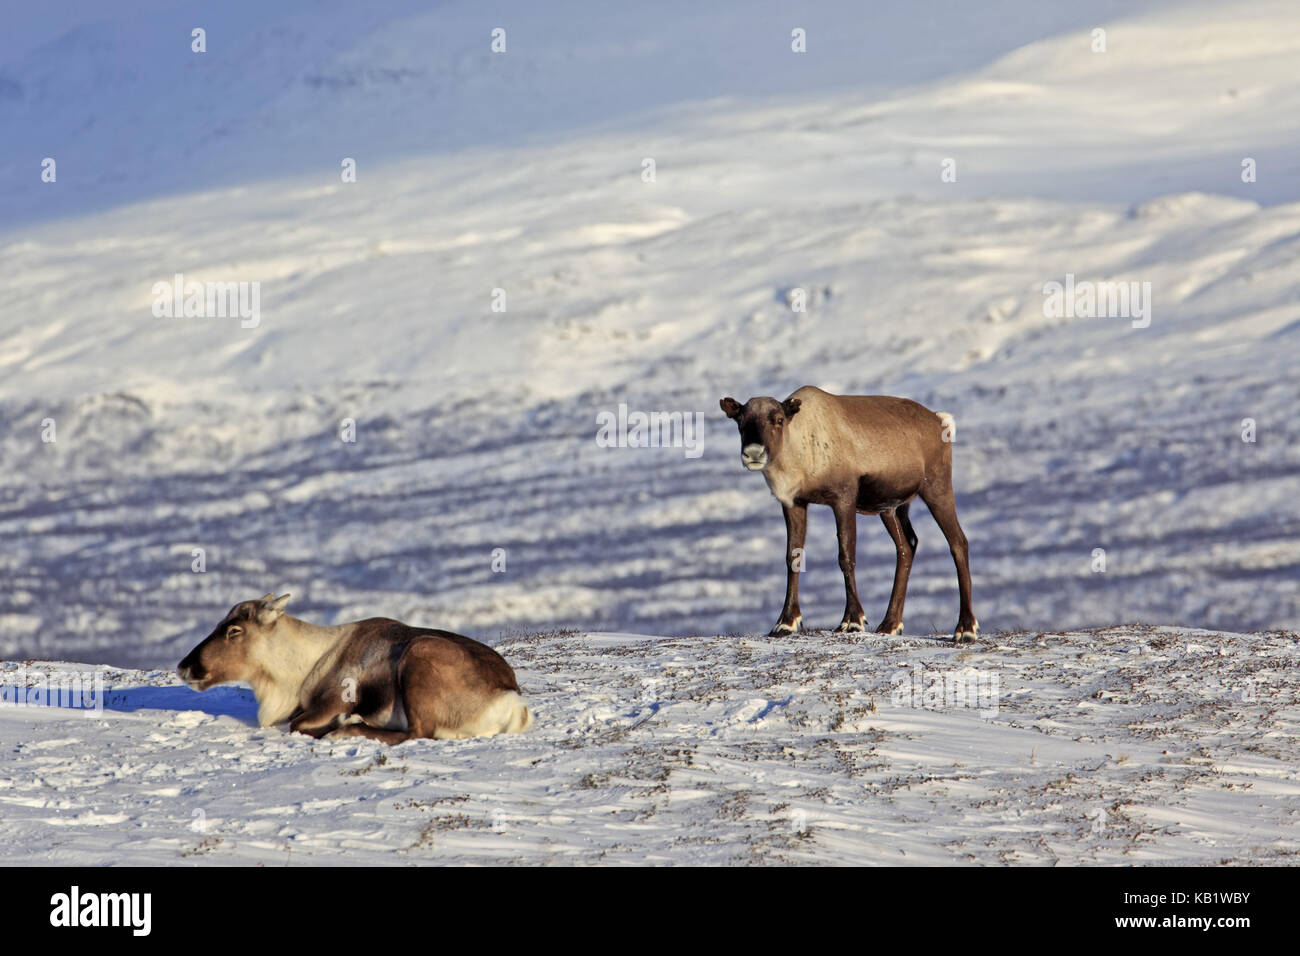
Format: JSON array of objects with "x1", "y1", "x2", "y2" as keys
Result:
[
  {"x1": 177, "y1": 602, "x2": 258, "y2": 690},
  {"x1": 720, "y1": 395, "x2": 801, "y2": 471}
]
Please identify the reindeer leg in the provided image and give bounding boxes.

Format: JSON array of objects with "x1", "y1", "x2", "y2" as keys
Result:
[
  {"x1": 833, "y1": 498, "x2": 867, "y2": 633},
  {"x1": 329, "y1": 724, "x2": 415, "y2": 745},
  {"x1": 287, "y1": 686, "x2": 361, "y2": 739},
  {"x1": 770, "y1": 502, "x2": 806, "y2": 635},
  {"x1": 289, "y1": 704, "x2": 349, "y2": 739},
  {"x1": 921, "y1": 486, "x2": 978, "y2": 642},
  {"x1": 877, "y1": 503, "x2": 917, "y2": 634}
]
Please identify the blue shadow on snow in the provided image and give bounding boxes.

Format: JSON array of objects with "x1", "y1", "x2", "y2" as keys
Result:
[{"x1": 99, "y1": 684, "x2": 259, "y2": 725}]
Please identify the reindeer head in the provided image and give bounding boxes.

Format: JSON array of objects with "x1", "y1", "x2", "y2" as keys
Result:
[
  {"x1": 178, "y1": 593, "x2": 291, "y2": 690},
  {"x1": 720, "y1": 395, "x2": 802, "y2": 471}
]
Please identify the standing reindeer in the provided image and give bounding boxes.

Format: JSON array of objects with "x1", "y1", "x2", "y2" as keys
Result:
[
  {"x1": 720, "y1": 385, "x2": 978, "y2": 642},
  {"x1": 178, "y1": 593, "x2": 532, "y2": 742}
]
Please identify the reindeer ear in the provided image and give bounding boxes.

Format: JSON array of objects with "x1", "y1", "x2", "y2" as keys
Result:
[
  {"x1": 781, "y1": 397, "x2": 802, "y2": 419},
  {"x1": 720, "y1": 397, "x2": 743, "y2": 419},
  {"x1": 259, "y1": 593, "x2": 291, "y2": 625}
]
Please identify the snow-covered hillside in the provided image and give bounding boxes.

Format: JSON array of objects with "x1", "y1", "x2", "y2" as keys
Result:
[
  {"x1": 2, "y1": 0, "x2": 1298, "y2": 664},
  {"x1": 2, "y1": 626, "x2": 1296, "y2": 865},
  {"x1": 5, "y1": 0, "x2": 1238, "y2": 224}
]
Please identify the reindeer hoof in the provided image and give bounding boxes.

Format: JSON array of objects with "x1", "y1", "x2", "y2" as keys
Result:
[
  {"x1": 876, "y1": 621, "x2": 904, "y2": 635},
  {"x1": 835, "y1": 619, "x2": 867, "y2": 634},
  {"x1": 953, "y1": 621, "x2": 979, "y2": 643},
  {"x1": 769, "y1": 618, "x2": 801, "y2": 636}
]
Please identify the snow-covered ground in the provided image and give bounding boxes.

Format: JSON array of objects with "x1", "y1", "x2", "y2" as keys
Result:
[
  {"x1": 1, "y1": 0, "x2": 1298, "y2": 863},
  {"x1": 3, "y1": 626, "x2": 1296, "y2": 864}
]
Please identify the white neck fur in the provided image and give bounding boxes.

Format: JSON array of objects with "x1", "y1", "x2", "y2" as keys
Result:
[{"x1": 246, "y1": 616, "x2": 353, "y2": 726}]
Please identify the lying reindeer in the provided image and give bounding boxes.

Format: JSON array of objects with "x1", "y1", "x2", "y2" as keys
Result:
[
  {"x1": 721, "y1": 385, "x2": 978, "y2": 642},
  {"x1": 178, "y1": 593, "x2": 532, "y2": 742}
]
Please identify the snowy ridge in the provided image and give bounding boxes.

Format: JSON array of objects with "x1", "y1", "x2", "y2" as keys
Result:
[{"x1": 2, "y1": 626, "x2": 1296, "y2": 865}]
